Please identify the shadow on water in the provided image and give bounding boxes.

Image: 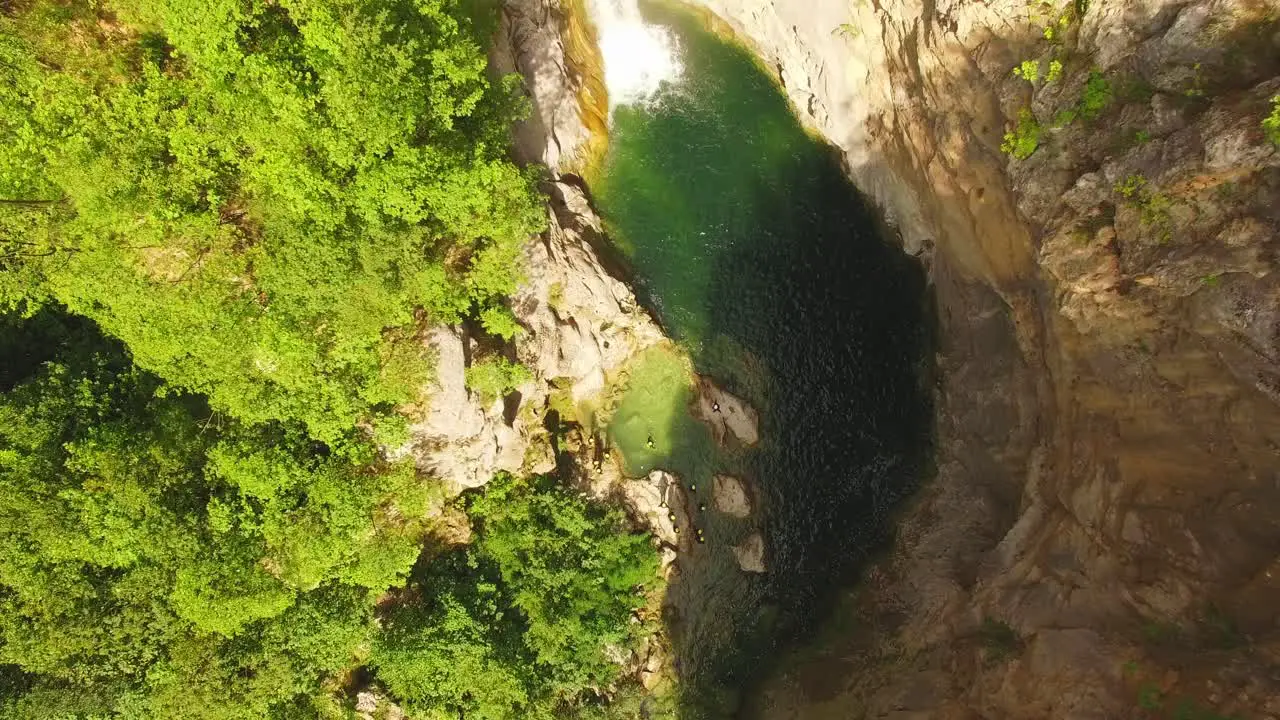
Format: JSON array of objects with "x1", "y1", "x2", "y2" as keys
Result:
[{"x1": 593, "y1": 1, "x2": 935, "y2": 717}]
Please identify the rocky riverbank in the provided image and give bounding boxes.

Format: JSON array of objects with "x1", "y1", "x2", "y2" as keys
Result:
[
  {"x1": 476, "y1": 0, "x2": 1280, "y2": 716},
  {"x1": 395, "y1": 1, "x2": 784, "y2": 706}
]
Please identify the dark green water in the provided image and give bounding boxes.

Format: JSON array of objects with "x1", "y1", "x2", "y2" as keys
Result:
[{"x1": 594, "y1": 1, "x2": 933, "y2": 712}]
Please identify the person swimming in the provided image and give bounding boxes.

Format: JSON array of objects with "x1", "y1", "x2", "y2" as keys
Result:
[
  {"x1": 712, "y1": 401, "x2": 721, "y2": 413},
  {"x1": 646, "y1": 435, "x2": 656, "y2": 449}
]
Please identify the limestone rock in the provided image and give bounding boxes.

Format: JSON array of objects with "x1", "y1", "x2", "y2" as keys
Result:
[
  {"x1": 397, "y1": 187, "x2": 662, "y2": 500},
  {"x1": 621, "y1": 469, "x2": 681, "y2": 548},
  {"x1": 512, "y1": 181, "x2": 664, "y2": 404},
  {"x1": 692, "y1": 376, "x2": 759, "y2": 447},
  {"x1": 399, "y1": 327, "x2": 530, "y2": 493},
  {"x1": 355, "y1": 691, "x2": 405, "y2": 720},
  {"x1": 712, "y1": 474, "x2": 752, "y2": 518},
  {"x1": 489, "y1": 0, "x2": 592, "y2": 171},
  {"x1": 732, "y1": 532, "x2": 766, "y2": 574}
]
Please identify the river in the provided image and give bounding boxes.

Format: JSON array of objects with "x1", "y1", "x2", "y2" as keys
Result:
[{"x1": 587, "y1": 0, "x2": 934, "y2": 713}]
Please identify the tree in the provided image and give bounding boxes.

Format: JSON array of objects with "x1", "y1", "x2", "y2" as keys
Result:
[
  {"x1": 0, "y1": 311, "x2": 428, "y2": 717},
  {"x1": 0, "y1": 3, "x2": 665, "y2": 717},
  {"x1": 0, "y1": 0, "x2": 546, "y2": 440},
  {"x1": 372, "y1": 553, "x2": 542, "y2": 720},
  {"x1": 371, "y1": 474, "x2": 660, "y2": 718},
  {"x1": 469, "y1": 475, "x2": 659, "y2": 695},
  {"x1": 465, "y1": 356, "x2": 532, "y2": 402}
]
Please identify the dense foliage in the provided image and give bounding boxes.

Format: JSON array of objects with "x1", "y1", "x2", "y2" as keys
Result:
[
  {"x1": 371, "y1": 474, "x2": 659, "y2": 720},
  {"x1": 0, "y1": 311, "x2": 430, "y2": 718},
  {"x1": 464, "y1": 355, "x2": 532, "y2": 401},
  {"x1": 0, "y1": 0, "x2": 545, "y2": 441},
  {"x1": 0, "y1": 2, "x2": 659, "y2": 717},
  {"x1": 0, "y1": 314, "x2": 660, "y2": 719},
  {"x1": 1264, "y1": 95, "x2": 1280, "y2": 147}
]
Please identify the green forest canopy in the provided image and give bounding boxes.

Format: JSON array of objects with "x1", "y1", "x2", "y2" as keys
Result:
[
  {"x1": 0, "y1": 310, "x2": 432, "y2": 718},
  {"x1": 0, "y1": 0, "x2": 546, "y2": 442},
  {"x1": 0, "y1": 316, "x2": 656, "y2": 717},
  {"x1": 0, "y1": 0, "x2": 660, "y2": 717}
]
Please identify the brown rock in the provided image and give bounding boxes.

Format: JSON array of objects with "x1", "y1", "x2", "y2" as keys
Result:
[
  {"x1": 676, "y1": 0, "x2": 1280, "y2": 715},
  {"x1": 712, "y1": 474, "x2": 752, "y2": 518},
  {"x1": 692, "y1": 376, "x2": 760, "y2": 447},
  {"x1": 505, "y1": 0, "x2": 1280, "y2": 714},
  {"x1": 732, "y1": 532, "x2": 767, "y2": 574}
]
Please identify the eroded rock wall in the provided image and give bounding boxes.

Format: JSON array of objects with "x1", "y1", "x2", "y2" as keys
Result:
[
  {"x1": 400, "y1": 179, "x2": 662, "y2": 493},
  {"x1": 405, "y1": 0, "x2": 658, "y2": 495},
  {"x1": 678, "y1": 0, "x2": 1280, "y2": 716},
  {"x1": 490, "y1": 0, "x2": 596, "y2": 169}
]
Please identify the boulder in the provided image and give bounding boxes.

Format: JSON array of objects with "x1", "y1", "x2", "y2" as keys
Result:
[
  {"x1": 398, "y1": 326, "x2": 530, "y2": 493},
  {"x1": 692, "y1": 376, "x2": 760, "y2": 447},
  {"x1": 712, "y1": 474, "x2": 752, "y2": 518},
  {"x1": 732, "y1": 532, "x2": 766, "y2": 574},
  {"x1": 621, "y1": 469, "x2": 682, "y2": 548},
  {"x1": 355, "y1": 691, "x2": 405, "y2": 720}
]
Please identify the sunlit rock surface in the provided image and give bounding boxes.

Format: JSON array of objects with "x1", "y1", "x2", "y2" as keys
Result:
[
  {"x1": 400, "y1": 326, "x2": 528, "y2": 492},
  {"x1": 693, "y1": 376, "x2": 760, "y2": 448}
]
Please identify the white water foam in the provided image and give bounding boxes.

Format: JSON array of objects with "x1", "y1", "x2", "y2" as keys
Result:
[{"x1": 587, "y1": 0, "x2": 683, "y2": 111}]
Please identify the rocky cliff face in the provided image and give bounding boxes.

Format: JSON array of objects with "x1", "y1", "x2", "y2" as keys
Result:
[
  {"x1": 676, "y1": 0, "x2": 1280, "y2": 717},
  {"x1": 402, "y1": 0, "x2": 662, "y2": 496},
  {"x1": 399, "y1": 178, "x2": 662, "y2": 493},
  {"x1": 478, "y1": 0, "x2": 1280, "y2": 714}
]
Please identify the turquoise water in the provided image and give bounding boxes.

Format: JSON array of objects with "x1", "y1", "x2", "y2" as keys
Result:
[{"x1": 595, "y1": 1, "x2": 933, "y2": 713}]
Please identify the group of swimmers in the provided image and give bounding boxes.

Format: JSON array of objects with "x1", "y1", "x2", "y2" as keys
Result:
[
  {"x1": 593, "y1": 416, "x2": 726, "y2": 547},
  {"x1": 660, "y1": 479, "x2": 707, "y2": 544},
  {"x1": 666, "y1": 511, "x2": 707, "y2": 544}
]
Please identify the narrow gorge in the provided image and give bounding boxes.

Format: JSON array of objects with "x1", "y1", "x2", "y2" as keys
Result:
[
  {"x1": 0, "y1": 0, "x2": 1277, "y2": 715},
  {"x1": 495, "y1": 0, "x2": 1280, "y2": 716}
]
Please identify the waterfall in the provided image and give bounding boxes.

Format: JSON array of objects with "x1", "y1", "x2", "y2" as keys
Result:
[{"x1": 586, "y1": 0, "x2": 683, "y2": 111}]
